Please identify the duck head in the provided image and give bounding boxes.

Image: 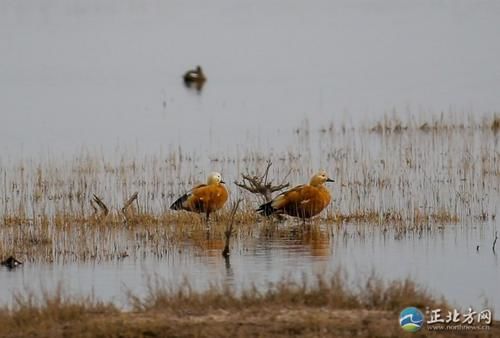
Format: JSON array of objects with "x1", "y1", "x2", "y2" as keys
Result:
[
  {"x1": 309, "y1": 170, "x2": 334, "y2": 186},
  {"x1": 207, "y1": 172, "x2": 225, "y2": 185}
]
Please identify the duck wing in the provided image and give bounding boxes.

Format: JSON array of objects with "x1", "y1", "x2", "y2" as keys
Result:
[
  {"x1": 170, "y1": 184, "x2": 207, "y2": 210},
  {"x1": 257, "y1": 184, "x2": 306, "y2": 215}
]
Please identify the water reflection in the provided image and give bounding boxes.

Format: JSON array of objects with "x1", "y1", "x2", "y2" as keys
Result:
[
  {"x1": 191, "y1": 230, "x2": 225, "y2": 257},
  {"x1": 302, "y1": 229, "x2": 331, "y2": 257},
  {"x1": 0, "y1": 222, "x2": 498, "y2": 311}
]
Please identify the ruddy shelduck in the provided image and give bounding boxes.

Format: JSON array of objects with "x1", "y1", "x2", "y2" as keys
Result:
[
  {"x1": 170, "y1": 172, "x2": 228, "y2": 221},
  {"x1": 257, "y1": 170, "x2": 334, "y2": 219}
]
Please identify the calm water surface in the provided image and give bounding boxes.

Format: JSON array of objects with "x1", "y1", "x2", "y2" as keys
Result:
[
  {"x1": 1, "y1": 223, "x2": 498, "y2": 311},
  {"x1": 2, "y1": 0, "x2": 500, "y2": 156}
]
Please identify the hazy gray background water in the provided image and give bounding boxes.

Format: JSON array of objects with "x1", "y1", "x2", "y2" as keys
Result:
[
  {"x1": 1, "y1": 0, "x2": 500, "y2": 313},
  {"x1": 2, "y1": 0, "x2": 500, "y2": 157}
]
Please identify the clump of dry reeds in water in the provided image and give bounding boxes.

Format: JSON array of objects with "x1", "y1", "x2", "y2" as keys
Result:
[
  {"x1": 128, "y1": 272, "x2": 446, "y2": 314},
  {"x1": 1, "y1": 113, "x2": 499, "y2": 261},
  {"x1": 367, "y1": 112, "x2": 500, "y2": 134},
  {"x1": 0, "y1": 273, "x2": 470, "y2": 338}
]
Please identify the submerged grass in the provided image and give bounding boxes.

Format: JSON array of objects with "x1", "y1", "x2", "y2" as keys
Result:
[
  {"x1": 0, "y1": 213, "x2": 461, "y2": 262},
  {"x1": 2, "y1": 273, "x2": 488, "y2": 338}
]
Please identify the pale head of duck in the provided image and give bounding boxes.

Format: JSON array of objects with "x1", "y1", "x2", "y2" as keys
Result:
[
  {"x1": 207, "y1": 172, "x2": 225, "y2": 185},
  {"x1": 309, "y1": 170, "x2": 334, "y2": 186}
]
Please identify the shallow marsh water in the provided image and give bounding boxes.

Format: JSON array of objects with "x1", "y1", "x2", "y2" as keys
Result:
[
  {"x1": 0, "y1": 222, "x2": 498, "y2": 311},
  {"x1": 1, "y1": 0, "x2": 500, "y2": 317}
]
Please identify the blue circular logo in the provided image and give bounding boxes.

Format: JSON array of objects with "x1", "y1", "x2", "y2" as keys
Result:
[{"x1": 399, "y1": 307, "x2": 424, "y2": 332}]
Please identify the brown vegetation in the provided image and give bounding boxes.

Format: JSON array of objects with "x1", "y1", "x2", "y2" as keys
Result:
[
  {"x1": 0, "y1": 208, "x2": 462, "y2": 263},
  {"x1": 2, "y1": 274, "x2": 493, "y2": 338},
  {"x1": 1, "y1": 115, "x2": 499, "y2": 262},
  {"x1": 368, "y1": 113, "x2": 500, "y2": 134}
]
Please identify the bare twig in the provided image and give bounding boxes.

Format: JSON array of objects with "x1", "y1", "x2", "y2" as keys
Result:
[
  {"x1": 121, "y1": 192, "x2": 138, "y2": 215},
  {"x1": 90, "y1": 199, "x2": 99, "y2": 216},
  {"x1": 263, "y1": 160, "x2": 272, "y2": 186},
  {"x1": 493, "y1": 231, "x2": 498, "y2": 253},
  {"x1": 280, "y1": 168, "x2": 293, "y2": 186},
  {"x1": 92, "y1": 194, "x2": 109, "y2": 217},
  {"x1": 234, "y1": 161, "x2": 290, "y2": 202},
  {"x1": 222, "y1": 199, "x2": 243, "y2": 258},
  {"x1": 121, "y1": 192, "x2": 138, "y2": 224}
]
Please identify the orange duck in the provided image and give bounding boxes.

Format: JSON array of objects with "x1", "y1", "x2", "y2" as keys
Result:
[
  {"x1": 170, "y1": 172, "x2": 228, "y2": 221},
  {"x1": 257, "y1": 170, "x2": 334, "y2": 220}
]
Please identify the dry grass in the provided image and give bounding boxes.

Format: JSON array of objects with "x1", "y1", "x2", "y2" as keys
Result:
[
  {"x1": 326, "y1": 209, "x2": 459, "y2": 225},
  {"x1": 0, "y1": 210, "x2": 462, "y2": 263},
  {"x1": 1, "y1": 114, "x2": 499, "y2": 262},
  {"x1": 2, "y1": 273, "x2": 490, "y2": 338},
  {"x1": 367, "y1": 112, "x2": 500, "y2": 134},
  {"x1": 1, "y1": 134, "x2": 495, "y2": 229},
  {"x1": 127, "y1": 273, "x2": 445, "y2": 314}
]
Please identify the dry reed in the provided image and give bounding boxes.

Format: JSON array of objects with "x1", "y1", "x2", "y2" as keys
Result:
[
  {"x1": 0, "y1": 273, "x2": 480, "y2": 338},
  {"x1": 1, "y1": 114, "x2": 499, "y2": 262}
]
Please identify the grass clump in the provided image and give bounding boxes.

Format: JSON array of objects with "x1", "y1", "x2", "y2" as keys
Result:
[
  {"x1": 0, "y1": 273, "x2": 482, "y2": 338},
  {"x1": 122, "y1": 272, "x2": 448, "y2": 323}
]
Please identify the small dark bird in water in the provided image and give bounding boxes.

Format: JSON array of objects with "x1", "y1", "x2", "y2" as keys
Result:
[
  {"x1": 183, "y1": 65, "x2": 206, "y2": 91},
  {"x1": 1, "y1": 256, "x2": 23, "y2": 270}
]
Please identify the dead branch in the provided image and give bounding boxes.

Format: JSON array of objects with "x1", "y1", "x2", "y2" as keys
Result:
[
  {"x1": 222, "y1": 199, "x2": 243, "y2": 258},
  {"x1": 92, "y1": 194, "x2": 109, "y2": 217},
  {"x1": 90, "y1": 199, "x2": 99, "y2": 216},
  {"x1": 234, "y1": 161, "x2": 290, "y2": 202},
  {"x1": 121, "y1": 192, "x2": 138, "y2": 215},
  {"x1": 121, "y1": 192, "x2": 139, "y2": 224},
  {"x1": 493, "y1": 231, "x2": 498, "y2": 253}
]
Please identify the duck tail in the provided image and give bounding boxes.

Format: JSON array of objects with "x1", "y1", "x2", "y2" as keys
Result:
[
  {"x1": 256, "y1": 201, "x2": 275, "y2": 216},
  {"x1": 170, "y1": 194, "x2": 188, "y2": 210}
]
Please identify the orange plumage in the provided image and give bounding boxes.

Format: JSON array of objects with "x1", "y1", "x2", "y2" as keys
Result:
[
  {"x1": 170, "y1": 172, "x2": 228, "y2": 221},
  {"x1": 257, "y1": 170, "x2": 334, "y2": 219}
]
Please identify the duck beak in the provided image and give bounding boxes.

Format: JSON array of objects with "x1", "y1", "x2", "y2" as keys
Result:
[
  {"x1": 326, "y1": 178, "x2": 335, "y2": 183},
  {"x1": 220, "y1": 180, "x2": 226, "y2": 184}
]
